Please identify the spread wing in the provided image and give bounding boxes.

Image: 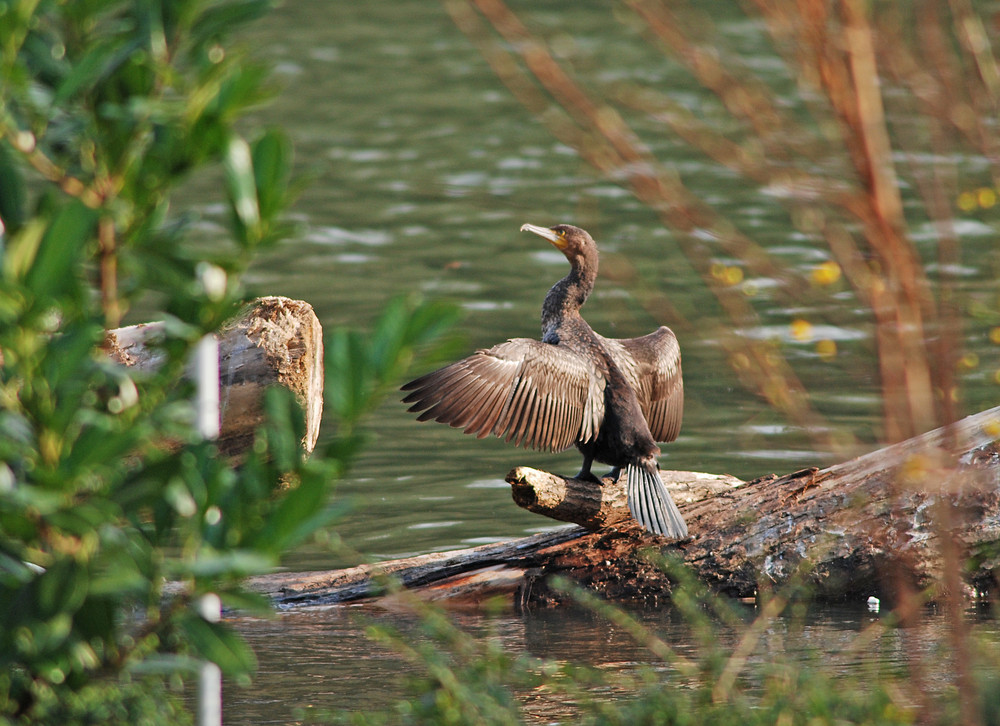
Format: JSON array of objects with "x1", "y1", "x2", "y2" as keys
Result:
[
  {"x1": 401, "y1": 338, "x2": 605, "y2": 452},
  {"x1": 602, "y1": 326, "x2": 683, "y2": 443}
]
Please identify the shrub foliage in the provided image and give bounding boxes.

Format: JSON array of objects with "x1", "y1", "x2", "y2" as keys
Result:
[{"x1": 0, "y1": 1, "x2": 455, "y2": 721}]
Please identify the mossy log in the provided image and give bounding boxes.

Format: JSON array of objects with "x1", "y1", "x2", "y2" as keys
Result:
[
  {"x1": 103, "y1": 296, "x2": 324, "y2": 456},
  {"x1": 250, "y1": 405, "x2": 1000, "y2": 610}
]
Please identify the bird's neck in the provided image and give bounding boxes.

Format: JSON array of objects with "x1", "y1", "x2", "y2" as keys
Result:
[{"x1": 541, "y1": 258, "x2": 597, "y2": 335}]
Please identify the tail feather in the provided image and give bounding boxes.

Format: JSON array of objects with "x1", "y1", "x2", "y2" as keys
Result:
[{"x1": 626, "y1": 462, "x2": 688, "y2": 538}]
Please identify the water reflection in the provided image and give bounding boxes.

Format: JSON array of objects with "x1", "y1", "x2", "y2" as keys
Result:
[{"x1": 228, "y1": 601, "x2": 999, "y2": 722}]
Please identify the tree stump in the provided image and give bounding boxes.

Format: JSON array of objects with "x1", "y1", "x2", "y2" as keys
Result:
[{"x1": 103, "y1": 296, "x2": 324, "y2": 456}]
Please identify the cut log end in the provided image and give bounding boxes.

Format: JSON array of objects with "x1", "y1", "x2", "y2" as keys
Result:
[
  {"x1": 506, "y1": 465, "x2": 744, "y2": 532},
  {"x1": 218, "y1": 296, "x2": 324, "y2": 456}
]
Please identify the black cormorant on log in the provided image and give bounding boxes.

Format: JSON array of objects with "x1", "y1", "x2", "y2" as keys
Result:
[{"x1": 402, "y1": 223, "x2": 686, "y2": 538}]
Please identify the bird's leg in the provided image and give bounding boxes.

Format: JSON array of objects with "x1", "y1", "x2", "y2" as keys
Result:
[
  {"x1": 604, "y1": 466, "x2": 622, "y2": 481},
  {"x1": 574, "y1": 454, "x2": 601, "y2": 484}
]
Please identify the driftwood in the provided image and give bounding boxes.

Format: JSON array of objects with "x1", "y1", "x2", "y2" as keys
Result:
[
  {"x1": 103, "y1": 296, "x2": 324, "y2": 456},
  {"x1": 508, "y1": 468, "x2": 744, "y2": 530},
  {"x1": 250, "y1": 405, "x2": 1000, "y2": 609}
]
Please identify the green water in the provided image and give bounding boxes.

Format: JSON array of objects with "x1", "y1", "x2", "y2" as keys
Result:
[
  {"x1": 232, "y1": 602, "x2": 997, "y2": 723},
  {"x1": 197, "y1": 1, "x2": 1000, "y2": 720}
]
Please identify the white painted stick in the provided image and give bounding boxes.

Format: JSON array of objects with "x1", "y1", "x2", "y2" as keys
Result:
[{"x1": 195, "y1": 336, "x2": 222, "y2": 726}]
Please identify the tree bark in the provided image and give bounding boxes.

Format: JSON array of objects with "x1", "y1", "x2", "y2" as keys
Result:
[
  {"x1": 103, "y1": 296, "x2": 324, "y2": 456},
  {"x1": 508, "y1": 467, "x2": 743, "y2": 530},
  {"x1": 249, "y1": 405, "x2": 1000, "y2": 610}
]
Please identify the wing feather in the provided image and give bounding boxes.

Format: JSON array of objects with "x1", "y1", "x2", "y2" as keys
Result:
[
  {"x1": 402, "y1": 338, "x2": 605, "y2": 452},
  {"x1": 466, "y1": 376, "x2": 511, "y2": 438},
  {"x1": 601, "y1": 326, "x2": 683, "y2": 443}
]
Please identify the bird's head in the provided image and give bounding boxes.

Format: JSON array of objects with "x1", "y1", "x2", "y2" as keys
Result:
[{"x1": 520, "y1": 223, "x2": 597, "y2": 266}]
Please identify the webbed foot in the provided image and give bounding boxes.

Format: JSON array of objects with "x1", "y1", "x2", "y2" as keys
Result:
[
  {"x1": 574, "y1": 469, "x2": 602, "y2": 484},
  {"x1": 574, "y1": 454, "x2": 601, "y2": 483}
]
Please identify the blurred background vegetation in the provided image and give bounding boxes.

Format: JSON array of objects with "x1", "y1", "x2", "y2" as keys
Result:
[
  {"x1": 0, "y1": 0, "x2": 451, "y2": 721},
  {"x1": 2, "y1": 0, "x2": 1000, "y2": 723},
  {"x1": 444, "y1": 0, "x2": 997, "y2": 450}
]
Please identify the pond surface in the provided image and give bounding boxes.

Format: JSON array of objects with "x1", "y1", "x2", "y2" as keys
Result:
[
  {"x1": 229, "y1": 601, "x2": 998, "y2": 724},
  {"x1": 180, "y1": 0, "x2": 1000, "y2": 721}
]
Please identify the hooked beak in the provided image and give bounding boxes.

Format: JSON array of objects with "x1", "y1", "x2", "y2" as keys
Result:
[{"x1": 520, "y1": 223, "x2": 566, "y2": 249}]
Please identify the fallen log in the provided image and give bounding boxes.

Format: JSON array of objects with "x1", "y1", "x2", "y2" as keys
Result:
[
  {"x1": 250, "y1": 529, "x2": 585, "y2": 609},
  {"x1": 250, "y1": 405, "x2": 1000, "y2": 609},
  {"x1": 508, "y1": 467, "x2": 744, "y2": 530},
  {"x1": 103, "y1": 296, "x2": 324, "y2": 456}
]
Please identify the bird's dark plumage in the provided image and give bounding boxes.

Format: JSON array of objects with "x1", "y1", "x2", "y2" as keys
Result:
[{"x1": 402, "y1": 223, "x2": 686, "y2": 538}]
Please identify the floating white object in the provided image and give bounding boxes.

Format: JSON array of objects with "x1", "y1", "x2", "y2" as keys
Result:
[{"x1": 867, "y1": 595, "x2": 880, "y2": 612}]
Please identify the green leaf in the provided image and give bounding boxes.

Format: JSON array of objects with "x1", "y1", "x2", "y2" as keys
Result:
[
  {"x1": 37, "y1": 557, "x2": 89, "y2": 617},
  {"x1": 52, "y1": 37, "x2": 135, "y2": 105},
  {"x1": 25, "y1": 200, "x2": 97, "y2": 301},
  {"x1": 251, "y1": 128, "x2": 291, "y2": 222},
  {"x1": 217, "y1": 587, "x2": 272, "y2": 615},
  {"x1": 189, "y1": 0, "x2": 272, "y2": 49},
  {"x1": 168, "y1": 549, "x2": 273, "y2": 579},
  {"x1": 223, "y1": 134, "x2": 260, "y2": 245},
  {"x1": 260, "y1": 386, "x2": 305, "y2": 471},
  {"x1": 178, "y1": 612, "x2": 256, "y2": 676},
  {"x1": 46, "y1": 501, "x2": 120, "y2": 536},
  {"x1": 250, "y1": 472, "x2": 341, "y2": 554},
  {"x1": 3, "y1": 218, "x2": 46, "y2": 283},
  {"x1": 0, "y1": 551, "x2": 38, "y2": 585},
  {"x1": 325, "y1": 328, "x2": 372, "y2": 422},
  {"x1": 127, "y1": 653, "x2": 204, "y2": 677},
  {"x1": 0, "y1": 141, "x2": 27, "y2": 234},
  {"x1": 89, "y1": 538, "x2": 149, "y2": 598}
]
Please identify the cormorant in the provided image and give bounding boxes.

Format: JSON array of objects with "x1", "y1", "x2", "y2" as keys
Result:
[{"x1": 401, "y1": 223, "x2": 687, "y2": 538}]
